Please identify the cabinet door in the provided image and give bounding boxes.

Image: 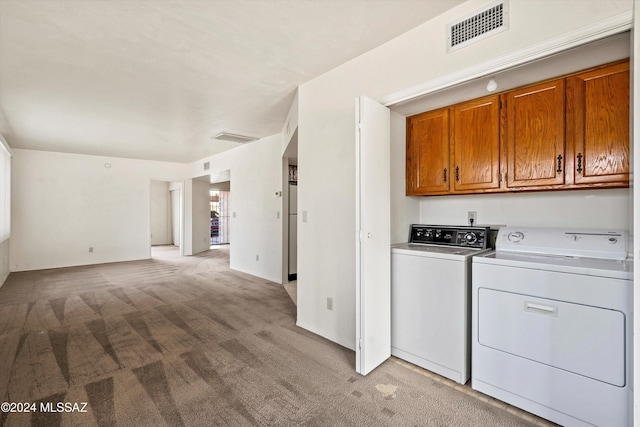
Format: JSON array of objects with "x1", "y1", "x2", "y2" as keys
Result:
[
  {"x1": 451, "y1": 95, "x2": 501, "y2": 192},
  {"x1": 567, "y1": 61, "x2": 629, "y2": 186},
  {"x1": 406, "y1": 108, "x2": 450, "y2": 195},
  {"x1": 505, "y1": 79, "x2": 565, "y2": 188}
]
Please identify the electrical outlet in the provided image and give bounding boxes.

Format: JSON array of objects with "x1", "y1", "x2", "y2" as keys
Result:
[
  {"x1": 327, "y1": 297, "x2": 333, "y2": 311},
  {"x1": 89, "y1": 247, "x2": 94, "y2": 253},
  {"x1": 256, "y1": 254, "x2": 259, "y2": 261},
  {"x1": 468, "y1": 211, "x2": 477, "y2": 226},
  {"x1": 302, "y1": 211, "x2": 308, "y2": 223}
]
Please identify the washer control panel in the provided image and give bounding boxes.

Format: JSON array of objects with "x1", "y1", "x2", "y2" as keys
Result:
[{"x1": 409, "y1": 225, "x2": 490, "y2": 249}]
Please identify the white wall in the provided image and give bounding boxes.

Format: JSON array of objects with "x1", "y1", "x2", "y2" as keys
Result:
[
  {"x1": 170, "y1": 184, "x2": 181, "y2": 247},
  {"x1": 297, "y1": 0, "x2": 633, "y2": 349},
  {"x1": 210, "y1": 181, "x2": 230, "y2": 191},
  {"x1": 0, "y1": 134, "x2": 11, "y2": 286},
  {"x1": 282, "y1": 89, "x2": 299, "y2": 154},
  {"x1": 192, "y1": 178, "x2": 211, "y2": 255},
  {"x1": 418, "y1": 189, "x2": 629, "y2": 231},
  {"x1": 390, "y1": 111, "x2": 419, "y2": 244},
  {"x1": 150, "y1": 180, "x2": 171, "y2": 245},
  {"x1": 178, "y1": 178, "x2": 210, "y2": 256},
  {"x1": 187, "y1": 134, "x2": 283, "y2": 283},
  {"x1": 10, "y1": 149, "x2": 186, "y2": 271},
  {"x1": 0, "y1": 239, "x2": 8, "y2": 288}
]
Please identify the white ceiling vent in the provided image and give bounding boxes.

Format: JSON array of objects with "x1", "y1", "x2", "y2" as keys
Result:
[
  {"x1": 212, "y1": 132, "x2": 259, "y2": 144},
  {"x1": 447, "y1": 0, "x2": 509, "y2": 53},
  {"x1": 203, "y1": 161, "x2": 210, "y2": 171}
]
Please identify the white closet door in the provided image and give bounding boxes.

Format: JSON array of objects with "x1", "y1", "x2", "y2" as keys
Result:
[{"x1": 355, "y1": 96, "x2": 391, "y2": 375}]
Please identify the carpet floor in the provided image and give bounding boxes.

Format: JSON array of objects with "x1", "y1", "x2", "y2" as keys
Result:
[{"x1": 0, "y1": 246, "x2": 547, "y2": 426}]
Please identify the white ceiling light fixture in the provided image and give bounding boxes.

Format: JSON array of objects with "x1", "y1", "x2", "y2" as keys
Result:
[
  {"x1": 486, "y1": 77, "x2": 498, "y2": 92},
  {"x1": 211, "y1": 132, "x2": 259, "y2": 144}
]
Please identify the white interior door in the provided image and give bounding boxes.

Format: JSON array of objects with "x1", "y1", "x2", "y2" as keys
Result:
[{"x1": 355, "y1": 96, "x2": 391, "y2": 375}]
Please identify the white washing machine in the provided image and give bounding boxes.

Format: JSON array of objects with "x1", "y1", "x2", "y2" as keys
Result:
[
  {"x1": 472, "y1": 227, "x2": 632, "y2": 427},
  {"x1": 391, "y1": 224, "x2": 492, "y2": 384}
]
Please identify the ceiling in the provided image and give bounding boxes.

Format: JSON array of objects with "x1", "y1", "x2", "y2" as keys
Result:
[{"x1": 0, "y1": 0, "x2": 465, "y2": 163}]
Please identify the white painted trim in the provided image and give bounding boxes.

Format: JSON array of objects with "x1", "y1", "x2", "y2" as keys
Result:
[
  {"x1": 0, "y1": 133, "x2": 12, "y2": 157},
  {"x1": 381, "y1": 11, "x2": 633, "y2": 107}
]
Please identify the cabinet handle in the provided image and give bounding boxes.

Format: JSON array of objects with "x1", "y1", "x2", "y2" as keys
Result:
[
  {"x1": 443, "y1": 168, "x2": 447, "y2": 183},
  {"x1": 455, "y1": 166, "x2": 460, "y2": 182},
  {"x1": 556, "y1": 155, "x2": 563, "y2": 173},
  {"x1": 576, "y1": 153, "x2": 583, "y2": 174}
]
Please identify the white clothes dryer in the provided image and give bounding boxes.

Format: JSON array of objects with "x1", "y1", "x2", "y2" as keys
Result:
[{"x1": 472, "y1": 227, "x2": 632, "y2": 427}]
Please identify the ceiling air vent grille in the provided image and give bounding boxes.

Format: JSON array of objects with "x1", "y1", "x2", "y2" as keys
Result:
[
  {"x1": 212, "y1": 132, "x2": 258, "y2": 144},
  {"x1": 447, "y1": 0, "x2": 509, "y2": 52},
  {"x1": 203, "y1": 161, "x2": 210, "y2": 171}
]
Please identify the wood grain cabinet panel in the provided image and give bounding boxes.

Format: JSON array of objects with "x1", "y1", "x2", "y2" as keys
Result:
[
  {"x1": 406, "y1": 109, "x2": 450, "y2": 195},
  {"x1": 566, "y1": 61, "x2": 629, "y2": 186},
  {"x1": 405, "y1": 60, "x2": 629, "y2": 197},
  {"x1": 505, "y1": 79, "x2": 566, "y2": 189},
  {"x1": 451, "y1": 96, "x2": 501, "y2": 192}
]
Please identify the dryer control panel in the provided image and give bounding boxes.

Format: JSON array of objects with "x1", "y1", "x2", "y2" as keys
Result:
[
  {"x1": 409, "y1": 225, "x2": 490, "y2": 249},
  {"x1": 496, "y1": 227, "x2": 629, "y2": 260}
]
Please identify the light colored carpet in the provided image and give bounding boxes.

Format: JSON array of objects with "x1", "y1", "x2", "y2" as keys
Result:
[{"x1": 0, "y1": 245, "x2": 550, "y2": 426}]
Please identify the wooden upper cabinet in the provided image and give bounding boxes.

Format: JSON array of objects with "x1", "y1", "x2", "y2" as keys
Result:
[
  {"x1": 505, "y1": 79, "x2": 565, "y2": 189},
  {"x1": 405, "y1": 59, "x2": 629, "y2": 197},
  {"x1": 566, "y1": 60, "x2": 629, "y2": 186},
  {"x1": 450, "y1": 95, "x2": 501, "y2": 192},
  {"x1": 406, "y1": 108, "x2": 450, "y2": 195}
]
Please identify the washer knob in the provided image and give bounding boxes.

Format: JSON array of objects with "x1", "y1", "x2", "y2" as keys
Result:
[{"x1": 463, "y1": 232, "x2": 477, "y2": 244}]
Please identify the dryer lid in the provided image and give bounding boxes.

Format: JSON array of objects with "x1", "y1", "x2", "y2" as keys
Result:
[{"x1": 495, "y1": 227, "x2": 629, "y2": 261}]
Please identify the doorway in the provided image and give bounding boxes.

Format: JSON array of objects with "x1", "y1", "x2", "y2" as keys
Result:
[
  {"x1": 210, "y1": 189, "x2": 230, "y2": 246},
  {"x1": 150, "y1": 180, "x2": 182, "y2": 259}
]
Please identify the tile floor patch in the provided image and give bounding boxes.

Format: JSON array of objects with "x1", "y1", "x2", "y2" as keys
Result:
[{"x1": 375, "y1": 384, "x2": 398, "y2": 399}]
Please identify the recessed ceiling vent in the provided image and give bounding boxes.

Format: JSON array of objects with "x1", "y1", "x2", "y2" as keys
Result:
[
  {"x1": 212, "y1": 132, "x2": 259, "y2": 144},
  {"x1": 203, "y1": 161, "x2": 210, "y2": 171},
  {"x1": 447, "y1": 0, "x2": 509, "y2": 53}
]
